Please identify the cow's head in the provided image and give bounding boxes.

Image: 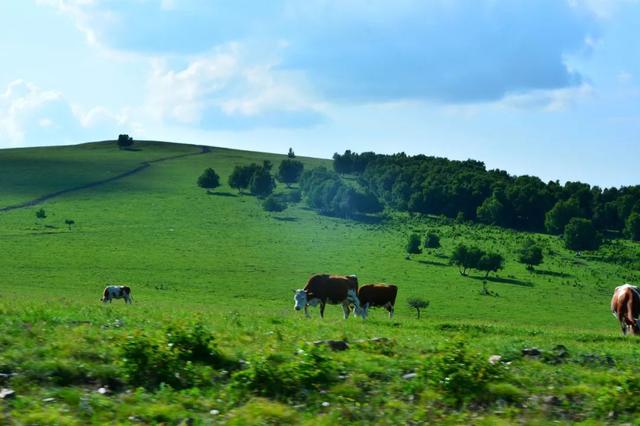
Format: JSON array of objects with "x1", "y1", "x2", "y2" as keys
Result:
[{"x1": 293, "y1": 289, "x2": 307, "y2": 311}]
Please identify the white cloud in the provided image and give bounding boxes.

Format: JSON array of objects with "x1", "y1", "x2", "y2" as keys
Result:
[{"x1": 499, "y1": 83, "x2": 594, "y2": 112}]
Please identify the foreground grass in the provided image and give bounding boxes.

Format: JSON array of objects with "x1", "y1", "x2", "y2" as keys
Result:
[{"x1": 0, "y1": 140, "x2": 639, "y2": 424}]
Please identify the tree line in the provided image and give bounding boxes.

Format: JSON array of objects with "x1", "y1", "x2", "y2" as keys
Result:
[{"x1": 332, "y1": 150, "x2": 640, "y2": 242}]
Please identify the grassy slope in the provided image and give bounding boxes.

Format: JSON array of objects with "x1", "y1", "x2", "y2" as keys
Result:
[{"x1": 1, "y1": 141, "x2": 640, "y2": 424}]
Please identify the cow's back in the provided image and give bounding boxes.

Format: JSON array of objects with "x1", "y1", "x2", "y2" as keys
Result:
[
  {"x1": 304, "y1": 274, "x2": 358, "y2": 303},
  {"x1": 359, "y1": 284, "x2": 398, "y2": 307},
  {"x1": 612, "y1": 284, "x2": 640, "y2": 322}
]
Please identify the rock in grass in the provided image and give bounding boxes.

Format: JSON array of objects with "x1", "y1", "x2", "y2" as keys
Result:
[
  {"x1": 42, "y1": 397, "x2": 56, "y2": 403},
  {"x1": 313, "y1": 340, "x2": 350, "y2": 351},
  {"x1": 0, "y1": 388, "x2": 15, "y2": 399},
  {"x1": 488, "y1": 355, "x2": 502, "y2": 365}
]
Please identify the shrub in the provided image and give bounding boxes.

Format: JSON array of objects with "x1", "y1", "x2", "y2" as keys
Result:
[
  {"x1": 64, "y1": 219, "x2": 75, "y2": 230},
  {"x1": 287, "y1": 189, "x2": 302, "y2": 203},
  {"x1": 406, "y1": 233, "x2": 422, "y2": 255},
  {"x1": 407, "y1": 298, "x2": 430, "y2": 319},
  {"x1": 117, "y1": 134, "x2": 134, "y2": 149},
  {"x1": 422, "y1": 339, "x2": 506, "y2": 407},
  {"x1": 35, "y1": 208, "x2": 46, "y2": 219},
  {"x1": 197, "y1": 168, "x2": 220, "y2": 190},
  {"x1": 424, "y1": 231, "x2": 440, "y2": 249},
  {"x1": 262, "y1": 195, "x2": 287, "y2": 212},
  {"x1": 278, "y1": 159, "x2": 304, "y2": 187},
  {"x1": 564, "y1": 218, "x2": 601, "y2": 251}
]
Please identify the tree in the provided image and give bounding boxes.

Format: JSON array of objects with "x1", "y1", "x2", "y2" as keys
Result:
[
  {"x1": 64, "y1": 219, "x2": 75, "y2": 230},
  {"x1": 564, "y1": 218, "x2": 601, "y2": 251},
  {"x1": 228, "y1": 164, "x2": 260, "y2": 193},
  {"x1": 424, "y1": 231, "x2": 441, "y2": 249},
  {"x1": 450, "y1": 244, "x2": 483, "y2": 276},
  {"x1": 288, "y1": 148, "x2": 296, "y2": 158},
  {"x1": 262, "y1": 195, "x2": 287, "y2": 212},
  {"x1": 518, "y1": 239, "x2": 543, "y2": 270},
  {"x1": 278, "y1": 159, "x2": 304, "y2": 188},
  {"x1": 407, "y1": 298, "x2": 430, "y2": 319},
  {"x1": 35, "y1": 208, "x2": 46, "y2": 219},
  {"x1": 476, "y1": 195, "x2": 507, "y2": 226},
  {"x1": 406, "y1": 233, "x2": 422, "y2": 255},
  {"x1": 624, "y1": 212, "x2": 640, "y2": 242},
  {"x1": 544, "y1": 198, "x2": 581, "y2": 234},
  {"x1": 117, "y1": 134, "x2": 134, "y2": 149},
  {"x1": 477, "y1": 252, "x2": 504, "y2": 278},
  {"x1": 197, "y1": 168, "x2": 220, "y2": 190},
  {"x1": 249, "y1": 166, "x2": 276, "y2": 198}
]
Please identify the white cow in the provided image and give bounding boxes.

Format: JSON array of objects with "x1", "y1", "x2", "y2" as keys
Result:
[{"x1": 101, "y1": 285, "x2": 133, "y2": 304}]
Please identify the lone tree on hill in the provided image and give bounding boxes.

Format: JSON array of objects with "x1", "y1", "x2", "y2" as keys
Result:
[
  {"x1": 624, "y1": 212, "x2": 640, "y2": 242},
  {"x1": 564, "y1": 217, "x2": 601, "y2": 251},
  {"x1": 407, "y1": 298, "x2": 430, "y2": 319},
  {"x1": 450, "y1": 244, "x2": 483, "y2": 276},
  {"x1": 197, "y1": 168, "x2": 220, "y2": 191},
  {"x1": 518, "y1": 239, "x2": 544, "y2": 270},
  {"x1": 65, "y1": 219, "x2": 75, "y2": 230},
  {"x1": 406, "y1": 233, "x2": 422, "y2": 255},
  {"x1": 278, "y1": 159, "x2": 304, "y2": 188},
  {"x1": 288, "y1": 148, "x2": 296, "y2": 158},
  {"x1": 424, "y1": 231, "x2": 441, "y2": 249},
  {"x1": 35, "y1": 208, "x2": 46, "y2": 220},
  {"x1": 477, "y1": 252, "x2": 505, "y2": 278},
  {"x1": 117, "y1": 134, "x2": 134, "y2": 149}
]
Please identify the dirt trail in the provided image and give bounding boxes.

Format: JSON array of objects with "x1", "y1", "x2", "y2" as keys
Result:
[{"x1": 0, "y1": 145, "x2": 210, "y2": 212}]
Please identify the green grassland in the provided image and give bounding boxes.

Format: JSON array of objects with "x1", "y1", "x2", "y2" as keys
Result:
[{"x1": 1, "y1": 140, "x2": 640, "y2": 424}]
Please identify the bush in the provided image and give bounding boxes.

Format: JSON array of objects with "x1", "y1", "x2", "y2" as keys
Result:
[
  {"x1": 424, "y1": 231, "x2": 440, "y2": 248},
  {"x1": 250, "y1": 165, "x2": 276, "y2": 198},
  {"x1": 406, "y1": 233, "x2": 422, "y2": 255},
  {"x1": 564, "y1": 218, "x2": 601, "y2": 251},
  {"x1": 278, "y1": 159, "x2": 304, "y2": 187},
  {"x1": 229, "y1": 164, "x2": 260, "y2": 192},
  {"x1": 35, "y1": 208, "x2": 46, "y2": 219},
  {"x1": 230, "y1": 346, "x2": 337, "y2": 401},
  {"x1": 197, "y1": 168, "x2": 220, "y2": 190},
  {"x1": 287, "y1": 189, "x2": 302, "y2": 203},
  {"x1": 262, "y1": 195, "x2": 287, "y2": 212},
  {"x1": 422, "y1": 339, "x2": 506, "y2": 407},
  {"x1": 117, "y1": 134, "x2": 134, "y2": 149}
]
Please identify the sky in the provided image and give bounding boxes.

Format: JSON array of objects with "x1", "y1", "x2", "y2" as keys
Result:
[{"x1": 0, "y1": 1, "x2": 639, "y2": 188}]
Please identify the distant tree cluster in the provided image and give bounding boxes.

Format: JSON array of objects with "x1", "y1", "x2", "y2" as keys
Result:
[
  {"x1": 300, "y1": 167, "x2": 383, "y2": 218},
  {"x1": 450, "y1": 244, "x2": 504, "y2": 278},
  {"x1": 332, "y1": 150, "x2": 640, "y2": 245},
  {"x1": 229, "y1": 161, "x2": 276, "y2": 197},
  {"x1": 117, "y1": 134, "x2": 134, "y2": 149}
]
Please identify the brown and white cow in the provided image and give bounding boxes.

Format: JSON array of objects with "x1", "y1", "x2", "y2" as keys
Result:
[
  {"x1": 101, "y1": 285, "x2": 133, "y2": 304},
  {"x1": 293, "y1": 274, "x2": 360, "y2": 319},
  {"x1": 611, "y1": 284, "x2": 640, "y2": 335},
  {"x1": 355, "y1": 284, "x2": 398, "y2": 319}
]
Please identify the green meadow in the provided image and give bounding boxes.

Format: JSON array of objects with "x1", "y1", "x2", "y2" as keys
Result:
[{"x1": 1, "y1": 140, "x2": 640, "y2": 424}]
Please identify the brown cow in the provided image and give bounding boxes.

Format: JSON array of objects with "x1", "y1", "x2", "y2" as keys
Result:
[
  {"x1": 356, "y1": 284, "x2": 398, "y2": 319},
  {"x1": 611, "y1": 284, "x2": 640, "y2": 335},
  {"x1": 293, "y1": 274, "x2": 360, "y2": 319}
]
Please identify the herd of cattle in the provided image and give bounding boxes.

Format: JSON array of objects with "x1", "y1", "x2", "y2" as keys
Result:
[{"x1": 102, "y1": 279, "x2": 640, "y2": 331}]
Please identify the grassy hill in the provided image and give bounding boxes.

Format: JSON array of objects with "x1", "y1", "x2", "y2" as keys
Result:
[{"x1": 1, "y1": 140, "x2": 639, "y2": 424}]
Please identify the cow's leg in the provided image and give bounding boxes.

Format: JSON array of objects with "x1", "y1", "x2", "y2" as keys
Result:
[
  {"x1": 342, "y1": 302, "x2": 350, "y2": 319},
  {"x1": 320, "y1": 302, "x2": 326, "y2": 318},
  {"x1": 361, "y1": 303, "x2": 368, "y2": 320},
  {"x1": 388, "y1": 303, "x2": 394, "y2": 319},
  {"x1": 304, "y1": 305, "x2": 311, "y2": 318}
]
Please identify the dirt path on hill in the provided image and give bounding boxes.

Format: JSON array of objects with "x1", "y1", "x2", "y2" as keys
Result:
[{"x1": 0, "y1": 145, "x2": 211, "y2": 212}]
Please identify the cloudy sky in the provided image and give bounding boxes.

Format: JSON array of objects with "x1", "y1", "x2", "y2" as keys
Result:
[{"x1": 1, "y1": 1, "x2": 638, "y2": 187}]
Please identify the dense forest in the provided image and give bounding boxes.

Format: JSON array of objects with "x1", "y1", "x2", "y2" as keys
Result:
[{"x1": 300, "y1": 150, "x2": 640, "y2": 242}]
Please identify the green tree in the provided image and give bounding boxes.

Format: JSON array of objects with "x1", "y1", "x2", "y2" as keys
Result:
[
  {"x1": 424, "y1": 231, "x2": 441, "y2": 249},
  {"x1": 197, "y1": 168, "x2": 220, "y2": 190},
  {"x1": 477, "y1": 252, "x2": 504, "y2": 278},
  {"x1": 624, "y1": 212, "x2": 640, "y2": 242},
  {"x1": 406, "y1": 233, "x2": 422, "y2": 255},
  {"x1": 407, "y1": 298, "x2": 430, "y2": 319},
  {"x1": 278, "y1": 159, "x2": 304, "y2": 187},
  {"x1": 450, "y1": 244, "x2": 483, "y2": 276},
  {"x1": 518, "y1": 239, "x2": 543, "y2": 270},
  {"x1": 287, "y1": 147, "x2": 296, "y2": 158},
  {"x1": 476, "y1": 195, "x2": 507, "y2": 226},
  {"x1": 249, "y1": 166, "x2": 276, "y2": 198},
  {"x1": 117, "y1": 134, "x2": 134, "y2": 149},
  {"x1": 64, "y1": 219, "x2": 75, "y2": 230},
  {"x1": 564, "y1": 218, "x2": 601, "y2": 251},
  {"x1": 228, "y1": 164, "x2": 260, "y2": 193},
  {"x1": 544, "y1": 198, "x2": 581, "y2": 234},
  {"x1": 35, "y1": 208, "x2": 46, "y2": 219}
]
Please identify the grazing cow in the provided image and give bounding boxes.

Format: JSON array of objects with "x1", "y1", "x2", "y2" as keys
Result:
[
  {"x1": 293, "y1": 274, "x2": 360, "y2": 319},
  {"x1": 101, "y1": 285, "x2": 133, "y2": 304},
  {"x1": 611, "y1": 284, "x2": 640, "y2": 335},
  {"x1": 355, "y1": 284, "x2": 398, "y2": 319}
]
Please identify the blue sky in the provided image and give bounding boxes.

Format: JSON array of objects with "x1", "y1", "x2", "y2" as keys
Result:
[{"x1": 0, "y1": 1, "x2": 638, "y2": 187}]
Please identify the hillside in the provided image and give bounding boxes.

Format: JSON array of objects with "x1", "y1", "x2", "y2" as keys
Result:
[{"x1": 1, "y1": 140, "x2": 640, "y2": 424}]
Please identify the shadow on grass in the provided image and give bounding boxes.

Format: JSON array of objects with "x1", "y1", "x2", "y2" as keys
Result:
[
  {"x1": 470, "y1": 275, "x2": 533, "y2": 287},
  {"x1": 533, "y1": 269, "x2": 572, "y2": 278},
  {"x1": 273, "y1": 216, "x2": 298, "y2": 222},
  {"x1": 207, "y1": 191, "x2": 238, "y2": 197},
  {"x1": 121, "y1": 147, "x2": 142, "y2": 151},
  {"x1": 417, "y1": 259, "x2": 449, "y2": 267}
]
